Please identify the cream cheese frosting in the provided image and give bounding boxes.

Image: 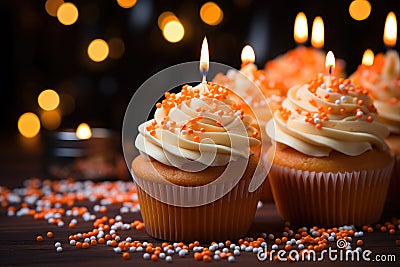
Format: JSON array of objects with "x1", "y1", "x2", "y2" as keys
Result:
[
  {"x1": 266, "y1": 75, "x2": 390, "y2": 157},
  {"x1": 351, "y1": 50, "x2": 400, "y2": 133},
  {"x1": 135, "y1": 82, "x2": 260, "y2": 169}
]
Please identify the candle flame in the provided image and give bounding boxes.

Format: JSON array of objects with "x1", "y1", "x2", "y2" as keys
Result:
[
  {"x1": 311, "y1": 16, "x2": 324, "y2": 49},
  {"x1": 76, "y1": 123, "x2": 92, "y2": 140},
  {"x1": 384, "y1": 12, "x2": 397, "y2": 47},
  {"x1": 325, "y1": 51, "x2": 335, "y2": 75},
  {"x1": 362, "y1": 49, "x2": 374, "y2": 66},
  {"x1": 241, "y1": 45, "x2": 255, "y2": 64},
  {"x1": 294, "y1": 12, "x2": 308, "y2": 44},
  {"x1": 200, "y1": 37, "x2": 209, "y2": 80}
]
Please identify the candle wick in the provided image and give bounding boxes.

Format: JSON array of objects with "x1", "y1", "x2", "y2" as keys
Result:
[{"x1": 328, "y1": 65, "x2": 332, "y2": 76}]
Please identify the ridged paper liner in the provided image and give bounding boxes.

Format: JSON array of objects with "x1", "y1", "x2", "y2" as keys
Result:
[
  {"x1": 386, "y1": 154, "x2": 400, "y2": 205},
  {"x1": 135, "y1": 174, "x2": 263, "y2": 242},
  {"x1": 269, "y1": 163, "x2": 394, "y2": 226}
]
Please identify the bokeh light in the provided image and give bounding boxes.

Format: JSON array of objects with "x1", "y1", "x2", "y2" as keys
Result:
[
  {"x1": 88, "y1": 39, "x2": 110, "y2": 62},
  {"x1": 384, "y1": 12, "x2": 397, "y2": 47},
  {"x1": 162, "y1": 20, "x2": 185, "y2": 43},
  {"x1": 45, "y1": 0, "x2": 64, "y2": 17},
  {"x1": 18, "y1": 113, "x2": 41, "y2": 138},
  {"x1": 294, "y1": 12, "x2": 308, "y2": 44},
  {"x1": 57, "y1": 2, "x2": 79, "y2": 25},
  {"x1": 200, "y1": 2, "x2": 223, "y2": 26},
  {"x1": 349, "y1": 0, "x2": 371, "y2": 21},
  {"x1": 40, "y1": 110, "x2": 62, "y2": 130},
  {"x1": 117, "y1": 0, "x2": 137, "y2": 9},
  {"x1": 76, "y1": 123, "x2": 92, "y2": 140},
  {"x1": 158, "y1": 11, "x2": 178, "y2": 30},
  {"x1": 311, "y1": 16, "x2": 324, "y2": 49},
  {"x1": 108, "y1": 38, "x2": 125, "y2": 59},
  {"x1": 362, "y1": 49, "x2": 374, "y2": 66},
  {"x1": 38, "y1": 89, "x2": 60, "y2": 111}
]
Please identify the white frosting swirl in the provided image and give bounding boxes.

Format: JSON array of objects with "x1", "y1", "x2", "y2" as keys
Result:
[
  {"x1": 266, "y1": 76, "x2": 390, "y2": 157},
  {"x1": 135, "y1": 83, "x2": 260, "y2": 169},
  {"x1": 351, "y1": 50, "x2": 400, "y2": 133}
]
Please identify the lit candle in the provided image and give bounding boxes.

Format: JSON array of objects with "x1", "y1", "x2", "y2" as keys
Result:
[
  {"x1": 361, "y1": 49, "x2": 374, "y2": 66},
  {"x1": 200, "y1": 37, "x2": 209, "y2": 83},
  {"x1": 325, "y1": 51, "x2": 335, "y2": 86},
  {"x1": 311, "y1": 16, "x2": 324, "y2": 49},
  {"x1": 241, "y1": 45, "x2": 256, "y2": 67},
  {"x1": 383, "y1": 12, "x2": 397, "y2": 48},
  {"x1": 294, "y1": 12, "x2": 308, "y2": 45}
]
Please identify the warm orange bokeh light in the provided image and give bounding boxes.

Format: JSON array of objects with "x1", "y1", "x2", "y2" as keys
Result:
[
  {"x1": 45, "y1": 0, "x2": 64, "y2": 17},
  {"x1": 362, "y1": 49, "x2": 374, "y2": 66},
  {"x1": 158, "y1": 12, "x2": 178, "y2": 30},
  {"x1": 200, "y1": 2, "x2": 223, "y2": 26},
  {"x1": 384, "y1": 12, "x2": 397, "y2": 47},
  {"x1": 162, "y1": 20, "x2": 185, "y2": 43},
  {"x1": 88, "y1": 39, "x2": 109, "y2": 62},
  {"x1": 18, "y1": 112, "x2": 41, "y2": 138},
  {"x1": 57, "y1": 2, "x2": 79, "y2": 25},
  {"x1": 311, "y1": 16, "x2": 324, "y2": 49},
  {"x1": 241, "y1": 45, "x2": 255, "y2": 64},
  {"x1": 349, "y1": 0, "x2": 371, "y2": 21},
  {"x1": 76, "y1": 123, "x2": 92, "y2": 140},
  {"x1": 38, "y1": 89, "x2": 60, "y2": 111},
  {"x1": 41, "y1": 110, "x2": 62, "y2": 130},
  {"x1": 116, "y1": 0, "x2": 137, "y2": 9},
  {"x1": 294, "y1": 12, "x2": 308, "y2": 44}
]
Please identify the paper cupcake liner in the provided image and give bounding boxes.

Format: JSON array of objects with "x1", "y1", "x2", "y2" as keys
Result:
[
  {"x1": 135, "y1": 175, "x2": 263, "y2": 242},
  {"x1": 269, "y1": 164, "x2": 394, "y2": 226},
  {"x1": 386, "y1": 154, "x2": 400, "y2": 205}
]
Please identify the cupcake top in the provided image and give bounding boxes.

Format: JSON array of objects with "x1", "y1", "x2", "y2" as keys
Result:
[
  {"x1": 264, "y1": 46, "x2": 346, "y2": 91},
  {"x1": 135, "y1": 82, "x2": 260, "y2": 169},
  {"x1": 266, "y1": 75, "x2": 390, "y2": 157},
  {"x1": 351, "y1": 50, "x2": 400, "y2": 134}
]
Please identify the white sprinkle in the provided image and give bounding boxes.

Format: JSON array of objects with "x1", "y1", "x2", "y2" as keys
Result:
[
  {"x1": 129, "y1": 247, "x2": 136, "y2": 252},
  {"x1": 228, "y1": 256, "x2": 235, "y2": 262},
  {"x1": 113, "y1": 247, "x2": 122, "y2": 253},
  {"x1": 218, "y1": 242, "x2": 224, "y2": 248},
  {"x1": 213, "y1": 255, "x2": 220, "y2": 261},
  {"x1": 314, "y1": 118, "x2": 321, "y2": 124},
  {"x1": 69, "y1": 240, "x2": 76, "y2": 246},
  {"x1": 272, "y1": 244, "x2": 278, "y2": 250},
  {"x1": 298, "y1": 244, "x2": 304, "y2": 250},
  {"x1": 84, "y1": 238, "x2": 90, "y2": 243},
  {"x1": 222, "y1": 248, "x2": 229, "y2": 253},
  {"x1": 54, "y1": 242, "x2": 61, "y2": 248},
  {"x1": 339, "y1": 84, "x2": 345, "y2": 90},
  {"x1": 335, "y1": 100, "x2": 340, "y2": 105},
  {"x1": 328, "y1": 236, "x2": 335, "y2": 242},
  {"x1": 143, "y1": 253, "x2": 150, "y2": 260},
  {"x1": 230, "y1": 244, "x2": 236, "y2": 249},
  {"x1": 327, "y1": 88, "x2": 332, "y2": 93},
  {"x1": 165, "y1": 255, "x2": 172, "y2": 262},
  {"x1": 320, "y1": 83, "x2": 326, "y2": 89},
  {"x1": 178, "y1": 250, "x2": 186, "y2": 257},
  {"x1": 56, "y1": 247, "x2": 63, "y2": 253},
  {"x1": 340, "y1": 96, "x2": 347, "y2": 102},
  {"x1": 159, "y1": 252, "x2": 166, "y2": 259},
  {"x1": 234, "y1": 249, "x2": 240, "y2": 256}
]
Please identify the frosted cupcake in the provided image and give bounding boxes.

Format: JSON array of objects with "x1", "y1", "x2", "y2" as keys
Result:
[
  {"x1": 132, "y1": 82, "x2": 265, "y2": 241},
  {"x1": 351, "y1": 50, "x2": 400, "y2": 206},
  {"x1": 265, "y1": 73, "x2": 394, "y2": 226}
]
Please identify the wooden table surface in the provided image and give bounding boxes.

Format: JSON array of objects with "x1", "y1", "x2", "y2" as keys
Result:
[{"x1": 0, "y1": 135, "x2": 399, "y2": 266}]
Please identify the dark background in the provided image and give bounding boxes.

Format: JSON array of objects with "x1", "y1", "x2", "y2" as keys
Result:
[{"x1": 0, "y1": 0, "x2": 399, "y2": 137}]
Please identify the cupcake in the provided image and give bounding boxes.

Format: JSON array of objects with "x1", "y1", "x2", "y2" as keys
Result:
[
  {"x1": 264, "y1": 46, "x2": 346, "y2": 91},
  {"x1": 265, "y1": 73, "x2": 394, "y2": 226},
  {"x1": 351, "y1": 50, "x2": 400, "y2": 207},
  {"x1": 132, "y1": 82, "x2": 265, "y2": 241},
  {"x1": 213, "y1": 45, "x2": 286, "y2": 202}
]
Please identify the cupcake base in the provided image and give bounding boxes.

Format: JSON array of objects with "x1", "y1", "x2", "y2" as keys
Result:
[
  {"x1": 132, "y1": 154, "x2": 263, "y2": 242},
  {"x1": 266, "y1": 147, "x2": 394, "y2": 226}
]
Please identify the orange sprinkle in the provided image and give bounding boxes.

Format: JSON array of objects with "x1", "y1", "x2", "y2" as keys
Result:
[
  {"x1": 357, "y1": 240, "x2": 363, "y2": 246},
  {"x1": 82, "y1": 242, "x2": 89, "y2": 249},
  {"x1": 90, "y1": 240, "x2": 97, "y2": 246},
  {"x1": 389, "y1": 229, "x2": 395, "y2": 235},
  {"x1": 98, "y1": 238, "x2": 105, "y2": 244},
  {"x1": 75, "y1": 242, "x2": 82, "y2": 248},
  {"x1": 46, "y1": 232, "x2": 54, "y2": 238},
  {"x1": 151, "y1": 254, "x2": 158, "y2": 261},
  {"x1": 36, "y1": 235, "x2": 43, "y2": 242},
  {"x1": 275, "y1": 238, "x2": 281, "y2": 245},
  {"x1": 203, "y1": 255, "x2": 211, "y2": 262},
  {"x1": 122, "y1": 252, "x2": 130, "y2": 260},
  {"x1": 136, "y1": 223, "x2": 145, "y2": 231},
  {"x1": 194, "y1": 252, "x2": 202, "y2": 261}
]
